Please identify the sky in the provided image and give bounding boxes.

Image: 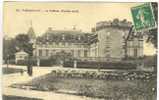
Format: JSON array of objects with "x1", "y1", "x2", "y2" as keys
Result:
[{"x1": 3, "y1": 2, "x2": 156, "y2": 55}]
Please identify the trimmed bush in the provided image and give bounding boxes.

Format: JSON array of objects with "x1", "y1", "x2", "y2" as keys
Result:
[
  {"x1": 16, "y1": 59, "x2": 37, "y2": 66},
  {"x1": 9, "y1": 59, "x2": 16, "y2": 64},
  {"x1": 39, "y1": 59, "x2": 52, "y2": 66},
  {"x1": 16, "y1": 60, "x2": 27, "y2": 65},
  {"x1": 63, "y1": 61, "x2": 137, "y2": 70},
  {"x1": 63, "y1": 61, "x2": 74, "y2": 68}
]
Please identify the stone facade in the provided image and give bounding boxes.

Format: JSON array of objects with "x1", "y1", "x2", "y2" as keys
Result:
[
  {"x1": 33, "y1": 28, "x2": 93, "y2": 59},
  {"x1": 28, "y1": 19, "x2": 143, "y2": 61},
  {"x1": 93, "y1": 19, "x2": 132, "y2": 59},
  {"x1": 126, "y1": 27, "x2": 144, "y2": 58},
  {"x1": 15, "y1": 50, "x2": 28, "y2": 64}
]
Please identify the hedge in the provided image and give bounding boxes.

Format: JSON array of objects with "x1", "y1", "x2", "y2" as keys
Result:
[
  {"x1": 39, "y1": 59, "x2": 52, "y2": 66},
  {"x1": 16, "y1": 60, "x2": 37, "y2": 66},
  {"x1": 63, "y1": 61, "x2": 137, "y2": 70},
  {"x1": 50, "y1": 69, "x2": 155, "y2": 80},
  {"x1": 16, "y1": 59, "x2": 60, "y2": 66},
  {"x1": 63, "y1": 61, "x2": 74, "y2": 68}
]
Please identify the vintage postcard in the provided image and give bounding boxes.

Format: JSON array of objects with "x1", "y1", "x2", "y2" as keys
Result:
[{"x1": 2, "y1": 2, "x2": 158, "y2": 100}]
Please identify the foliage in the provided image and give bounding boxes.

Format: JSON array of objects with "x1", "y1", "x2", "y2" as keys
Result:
[
  {"x1": 146, "y1": 3, "x2": 158, "y2": 48},
  {"x1": 15, "y1": 34, "x2": 33, "y2": 56},
  {"x1": 63, "y1": 61, "x2": 137, "y2": 69},
  {"x1": 39, "y1": 59, "x2": 52, "y2": 66},
  {"x1": 3, "y1": 34, "x2": 34, "y2": 62},
  {"x1": 14, "y1": 70, "x2": 156, "y2": 100},
  {"x1": 2, "y1": 67, "x2": 23, "y2": 74},
  {"x1": 3, "y1": 38, "x2": 16, "y2": 60},
  {"x1": 49, "y1": 51, "x2": 74, "y2": 65},
  {"x1": 3, "y1": 95, "x2": 42, "y2": 100}
]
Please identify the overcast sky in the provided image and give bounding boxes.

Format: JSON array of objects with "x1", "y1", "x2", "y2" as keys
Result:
[{"x1": 3, "y1": 2, "x2": 156, "y2": 55}]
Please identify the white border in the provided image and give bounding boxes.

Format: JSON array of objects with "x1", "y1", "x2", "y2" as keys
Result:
[
  {"x1": 0, "y1": 1, "x2": 158, "y2": 100},
  {"x1": 2, "y1": 0, "x2": 159, "y2": 2},
  {"x1": 0, "y1": 0, "x2": 3, "y2": 100}
]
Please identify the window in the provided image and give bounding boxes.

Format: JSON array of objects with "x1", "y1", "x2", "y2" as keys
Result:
[
  {"x1": 133, "y1": 38, "x2": 138, "y2": 47},
  {"x1": 78, "y1": 50, "x2": 81, "y2": 57},
  {"x1": 134, "y1": 48, "x2": 138, "y2": 57},
  {"x1": 84, "y1": 50, "x2": 88, "y2": 57},
  {"x1": 129, "y1": 41, "x2": 133, "y2": 47},
  {"x1": 62, "y1": 34, "x2": 65, "y2": 40},
  {"x1": 46, "y1": 49, "x2": 49, "y2": 56},
  {"x1": 62, "y1": 42, "x2": 65, "y2": 46},
  {"x1": 51, "y1": 50, "x2": 56, "y2": 55},
  {"x1": 19, "y1": 56, "x2": 22, "y2": 59},
  {"x1": 71, "y1": 50, "x2": 74, "y2": 56},
  {"x1": 39, "y1": 49, "x2": 42, "y2": 56},
  {"x1": 59, "y1": 42, "x2": 62, "y2": 46},
  {"x1": 56, "y1": 42, "x2": 59, "y2": 46},
  {"x1": 139, "y1": 41, "x2": 143, "y2": 47},
  {"x1": 65, "y1": 42, "x2": 68, "y2": 46},
  {"x1": 78, "y1": 35, "x2": 81, "y2": 40},
  {"x1": 51, "y1": 42, "x2": 54, "y2": 47}
]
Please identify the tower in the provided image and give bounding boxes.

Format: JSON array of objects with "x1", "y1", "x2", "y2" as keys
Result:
[
  {"x1": 27, "y1": 21, "x2": 36, "y2": 42},
  {"x1": 27, "y1": 21, "x2": 36, "y2": 57}
]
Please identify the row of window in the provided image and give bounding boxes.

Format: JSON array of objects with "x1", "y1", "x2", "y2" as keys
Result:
[
  {"x1": 45, "y1": 34, "x2": 86, "y2": 41},
  {"x1": 16, "y1": 56, "x2": 27, "y2": 59},
  {"x1": 38, "y1": 49, "x2": 88, "y2": 57},
  {"x1": 127, "y1": 41, "x2": 143, "y2": 47},
  {"x1": 37, "y1": 43, "x2": 88, "y2": 48},
  {"x1": 127, "y1": 48, "x2": 143, "y2": 57}
]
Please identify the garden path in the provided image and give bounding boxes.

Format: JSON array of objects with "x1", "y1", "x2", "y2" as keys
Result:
[{"x1": 2, "y1": 65, "x2": 103, "y2": 100}]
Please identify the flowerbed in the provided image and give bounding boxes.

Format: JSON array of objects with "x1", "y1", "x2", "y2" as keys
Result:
[{"x1": 11, "y1": 69, "x2": 156, "y2": 100}]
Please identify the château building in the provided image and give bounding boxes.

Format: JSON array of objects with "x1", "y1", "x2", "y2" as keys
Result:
[
  {"x1": 34, "y1": 27, "x2": 95, "y2": 59},
  {"x1": 126, "y1": 27, "x2": 144, "y2": 58},
  {"x1": 27, "y1": 19, "x2": 143, "y2": 62}
]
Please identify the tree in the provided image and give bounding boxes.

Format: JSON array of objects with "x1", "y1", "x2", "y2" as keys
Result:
[
  {"x1": 3, "y1": 37, "x2": 16, "y2": 60},
  {"x1": 112, "y1": 18, "x2": 119, "y2": 26},
  {"x1": 3, "y1": 34, "x2": 34, "y2": 62},
  {"x1": 15, "y1": 34, "x2": 33, "y2": 56},
  {"x1": 146, "y1": 3, "x2": 158, "y2": 48}
]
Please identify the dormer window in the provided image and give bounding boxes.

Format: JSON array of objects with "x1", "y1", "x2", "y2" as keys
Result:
[
  {"x1": 46, "y1": 42, "x2": 49, "y2": 45},
  {"x1": 62, "y1": 34, "x2": 65, "y2": 40},
  {"x1": 46, "y1": 34, "x2": 49, "y2": 40},
  {"x1": 48, "y1": 27, "x2": 52, "y2": 31},
  {"x1": 106, "y1": 32, "x2": 110, "y2": 36},
  {"x1": 78, "y1": 35, "x2": 81, "y2": 40}
]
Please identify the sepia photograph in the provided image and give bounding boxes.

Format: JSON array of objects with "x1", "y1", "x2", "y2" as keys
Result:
[{"x1": 2, "y1": 2, "x2": 158, "y2": 100}]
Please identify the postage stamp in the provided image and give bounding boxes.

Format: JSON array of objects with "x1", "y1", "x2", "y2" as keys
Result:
[{"x1": 131, "y1": 3, "x2": 157, "y2": 32}]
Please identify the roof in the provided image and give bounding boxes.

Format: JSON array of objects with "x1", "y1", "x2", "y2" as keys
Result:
[
  {"x1": 36, "y1": 28, "x2": 98, "y2": 44},
  {"x1": 126, "y1": 26, "x2": 143, "y2": 41},
  {"x1": 15, "y1": 50, "x2": 28, "y2": 55},
  {"x1": 27, "y1": 27, "x2": 36, "y2": 39},
  {"x1": 94, "y1": 19, "x2": 132, "y2": 31}
]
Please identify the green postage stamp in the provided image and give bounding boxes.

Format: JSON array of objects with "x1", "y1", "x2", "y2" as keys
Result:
[{"x1": 131, "y1": 3, "x2": 156, "y2": 32}]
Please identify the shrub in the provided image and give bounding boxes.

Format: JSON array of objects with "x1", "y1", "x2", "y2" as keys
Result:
[
  {"x1": 16, "y1": 60, "x2": 27, "y2": 65},
  {"x1": 63, "y1": 61, "x2": 74, "y2": 68},
  {"x1": 16, "y1": 59, "x2": 37, "y2": 66},
  {"x1": 9, "y1": 59, "x2": 15, "y2": 64},
  {"x1": 39, "y1": 59, "x2": 52, "y2": 66},
  {"x1": 63, "y1": 61, "x2": 137, "y2": 70}
]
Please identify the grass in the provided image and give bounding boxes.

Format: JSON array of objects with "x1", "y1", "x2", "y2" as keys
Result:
[
  {"x1": 2, "y1": 95, "x2": 43, "y2": 100},
  {"x1": 15, "y1": 71, "x2": 156, "y2": 100},
  {"x1": 2, "y1": 67, "x2": 24, "y2": 74}
]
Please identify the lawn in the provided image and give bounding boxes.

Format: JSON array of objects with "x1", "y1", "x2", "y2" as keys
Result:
[
  {"x1": 12, "y1": 70, "x2": 157, "y2": 100},
  {"x1": 2, "y1": 67, "x2": 24, "y2": 74},
  {"x1": 2, "y1": 95, "x2": 42, "y2": 100}
]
